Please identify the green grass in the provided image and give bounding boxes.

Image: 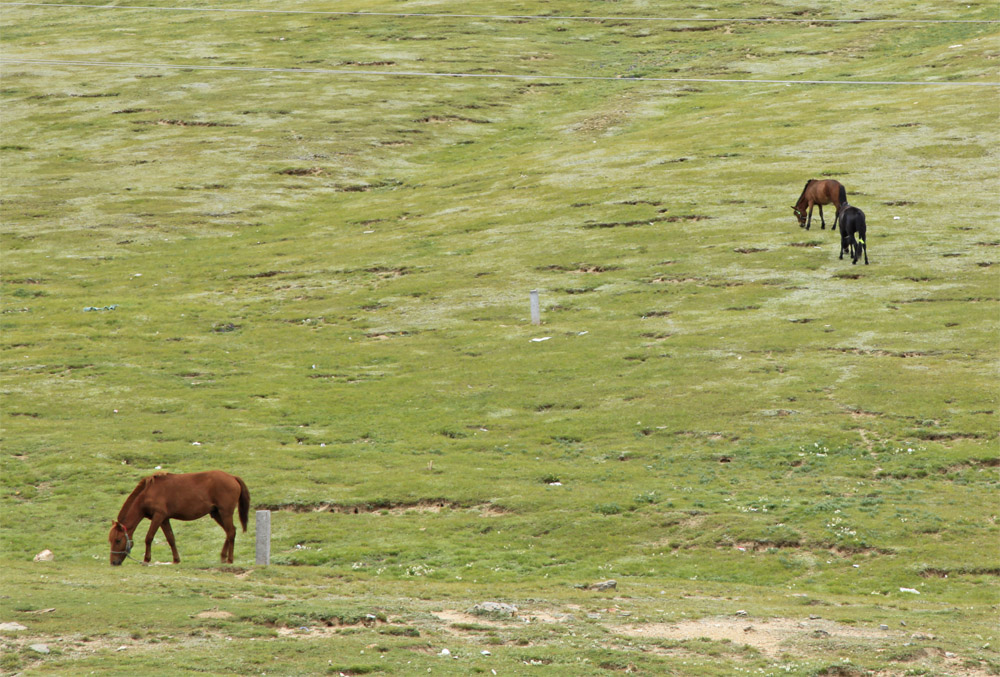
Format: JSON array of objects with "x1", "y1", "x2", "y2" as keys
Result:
[{"x1": 2, "y1": 1, "x2": 998, "y2": 674}]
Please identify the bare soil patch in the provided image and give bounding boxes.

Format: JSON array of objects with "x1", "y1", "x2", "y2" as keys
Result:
[
  {"x1": 259, "y1": 500, "x2": 508, "y2": 516},
  {"x1": 434, "y1": 608, "x2": 567, "y2": 631},
  {"x1": 615, "y1": 616, "x2": 899, "y2": 658}
]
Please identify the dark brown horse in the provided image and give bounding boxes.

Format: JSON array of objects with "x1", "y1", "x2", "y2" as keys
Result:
[
  {"x1": 791, "y1": 179, "x2": 846, "y2": 231},
  {"x1": 109, "y1": 471, "x2": 250, "y2": 565}
]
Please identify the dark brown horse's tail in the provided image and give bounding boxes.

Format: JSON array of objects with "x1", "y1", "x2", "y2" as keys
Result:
[
  {"x1": 838, "y1": 183, "x2": 847, "y2": 206},
  {"x1": 236, "y1": 477, "x2": 250, "y2": 532}
]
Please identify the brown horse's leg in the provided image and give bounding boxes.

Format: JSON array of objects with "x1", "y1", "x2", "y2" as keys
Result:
[
  {"x1": 143, "y1": 516, "x2": 165, "y2": 563},
  {"x1": 211, "y1": 509, "x2": 237, "y2": 563},
  {"x1": 160, "y1": 519, "x2": 181, "y2": 563},
  {"x1": 805, "y1": 204, "x2": 813, "y2": 230},
  {"x1": 818, "y1": 204, "x2": 826, "y2": 229}
]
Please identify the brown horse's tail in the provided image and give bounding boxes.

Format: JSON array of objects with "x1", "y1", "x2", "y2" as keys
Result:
[
  {"x1": 236, "y1": 477, "x2": 250, "y2": 532},
  {"x1": 838, "y1": 183, "x2": 847, "y2": 207}
]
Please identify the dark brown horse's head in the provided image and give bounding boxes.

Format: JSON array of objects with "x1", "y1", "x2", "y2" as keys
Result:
[
  {"x1": 108, "y1": 520, "x2": 132, "y2": 566},
  {"x1": 791, "y1": 206, "x2": 807, "y2": 227}
]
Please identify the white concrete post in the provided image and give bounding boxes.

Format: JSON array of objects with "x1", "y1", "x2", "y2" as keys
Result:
[
  {"x1": 530, "y1": 289, "x2": 541, "y2": 325},
  {"x1": 255, "y1": 510, "x2": 271, "y2": 565}
]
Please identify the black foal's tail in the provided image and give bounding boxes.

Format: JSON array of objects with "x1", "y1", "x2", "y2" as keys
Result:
[
  {"x1": 237, "y1": 477, "x2": 250, "y2": 532},
  {"x1": 838, "y1": 184, "x2": 847, "y2": 206}
]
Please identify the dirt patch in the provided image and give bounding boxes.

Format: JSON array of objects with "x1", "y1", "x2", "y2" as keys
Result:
[
  {"x1": 259, "y1": 500, "x2": 509, "y2": 516},
  {"x1": 615, "y1": 616, "x2": 899, "y2": 658},
  {"x1": 537, "y1": 264, "x2": 621, "y2": 274},
  {"x1": 435, "y1": 610, "x2": 496, "y2": 627},
  {"x1": 846, "y1": 407, "x2": 882, "y2": 419},
  {"x1": 277, "y1": 167, "x2": 328, "y2": 177},
  {"x1": 418, "y1": 115, "x2": 489, "y2": 124},
  {"x1": 362, "y1": 266, "x2": 410, "y2": 278},
  {"x1": 434, "y1": 608, "x2": 567, "y2": 632},
  {"x1": 276, "y1": 625, "x2": 353, "y2": 638},
  {"x1": 919, "y1": 566, "x2": 1000, "y2": 578},
  {"x1": 648, "y1": 276, "x2": 702, "y2": 285},
  {"x1": 363, "y1": 329, "x2": 415, "y2": 341},
  {"x1": 194, "y1": 610, "x2": 235, "y2": 620},
  {"x1": 137, "y1": 119, "x2": 236, "y2": 127}
]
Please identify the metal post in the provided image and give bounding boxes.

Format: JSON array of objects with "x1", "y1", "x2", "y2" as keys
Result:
[
  {"x1": 530, "y1": 289, "x2": 540, "y2": 325},
  {"x1": 255, "y1": 510, "x2": 271, "y2": 565}
]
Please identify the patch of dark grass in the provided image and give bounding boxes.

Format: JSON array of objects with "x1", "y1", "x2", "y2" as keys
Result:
[{"x1": 594, "y1": 503, "x2": 623, "y2": 515}]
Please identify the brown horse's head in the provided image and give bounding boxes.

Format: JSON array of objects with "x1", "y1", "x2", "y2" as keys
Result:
[
  {"x1": 108, "y1": 520, "x2": 132, "y2": 566},
  {"x1": 791, "y1": 206, "x2": 807, "y2": 227}
]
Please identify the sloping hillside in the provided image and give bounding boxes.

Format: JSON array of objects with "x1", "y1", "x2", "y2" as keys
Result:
[{"x1": 2, "y1": 1, "x2": 997, "y2": 674}]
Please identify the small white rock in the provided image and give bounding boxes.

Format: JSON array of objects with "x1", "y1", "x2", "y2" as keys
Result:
[
  {"x1": 0, "y1": 622, "x2": 28, "y2": 632},
  {"x1": 29, "y1": 644, "x2": 50, "y2": 654}
]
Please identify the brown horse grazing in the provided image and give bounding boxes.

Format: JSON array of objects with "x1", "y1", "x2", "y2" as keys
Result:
[
  {"x1": 791, "y1": 179, "x2": 847, "y2": 231},
  {"x1": 109, "y1": 471, "x2": 250, "y2": 566}
]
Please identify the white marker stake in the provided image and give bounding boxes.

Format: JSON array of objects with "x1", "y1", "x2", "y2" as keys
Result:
[
  {"x1": 530, "y1": 289, "x2": 541, "y2": 325},
  {"x1": 255, "y1": 510, "x2": 271, "y2": 565}
]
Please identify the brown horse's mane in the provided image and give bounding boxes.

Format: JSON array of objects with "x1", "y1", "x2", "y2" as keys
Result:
[
  {"x1": 795, "y1": 180, "x2": 816, "y2": 206},
  {"x1": 116, "y1": 473, "x2": 169, "y2": 522}
]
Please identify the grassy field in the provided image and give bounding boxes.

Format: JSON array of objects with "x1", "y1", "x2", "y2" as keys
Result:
[{"x1": 1, "y1": 1, "x2": 998, "y2": 674}]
